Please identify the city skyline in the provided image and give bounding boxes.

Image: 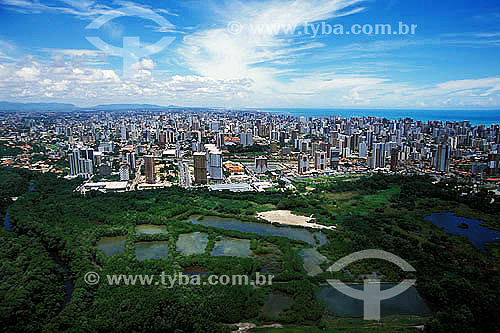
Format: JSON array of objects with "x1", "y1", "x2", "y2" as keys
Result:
[{"x1": 0, "y1": 0, "x2": 499, "y2": 108}]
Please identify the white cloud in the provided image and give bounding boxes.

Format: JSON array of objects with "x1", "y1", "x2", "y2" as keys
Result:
[
  {"x1": 0, "y1": 40, "x2": 18, "y2": 61},
  {"x1": 1, "y1": 53, "x2": 499, "y2": 108},
  {"x1": 0, "y1": 0, "x2": 177, "y2": 22},
  {"x1": 0, "y1": 56, "x2": 256, "y2": 105},
  {"x1": 15, "y1": 65, "x2": 40, "y2": 81},
  {"x1": 178, "y1": 0, "x2": 366, "y2": 99},
  {"x1": 42, "y1": 48, "x2": 104, "y2": 57}
]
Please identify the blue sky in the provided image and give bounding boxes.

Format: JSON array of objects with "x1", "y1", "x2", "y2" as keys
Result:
[{"x1": 0, "y1": 0, "x2": 499, "y2": 108}]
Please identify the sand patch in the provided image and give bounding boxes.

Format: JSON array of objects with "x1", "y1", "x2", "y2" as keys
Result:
[{"x1": 257, "y1": 210, "x2": 336, "y2": 231}]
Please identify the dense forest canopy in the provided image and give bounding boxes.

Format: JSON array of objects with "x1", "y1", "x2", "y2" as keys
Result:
[{"x1": 0, "y1": 167, "x2": 498, "y2": 332}]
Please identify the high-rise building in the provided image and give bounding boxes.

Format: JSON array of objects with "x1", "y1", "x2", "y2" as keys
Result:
[
  {"x1": 487, "y1": 152, "x2": 500, "y2": 176},
  {"x1": 127, "y1": 152, "x2": 136, "y2": 170},
  {"x1": 330, "y1": 148, "x2": 340, "y2": 170},
  {"x1": 192, "y1": 130, "x2": 202, "y2": 143},
  {"x1": 359, "y1": 142, "x2": 368, "y2": 158},
  {"x1": 119, "y1": 164, "x2": 130, "y2": 181},
  {"x1": 210, "y1": 121, "x2": 220, "y2": 132},
  {"x1": 192, "y1": 141, "x2": 201, "y2": 153},
  {"x1": 216, "y1": 132, "x2": 225, "y2": 148},
  {"x1": 175, "y1": 142, "x2": 182, "y2": 159},
  {"x1": 390, "y1": 148, "x2": 399, "y2": 171},
  {"x1": 158, "y1": 132, "x2": 167, "y2": 147},
  {"x1": 98, "y1": 141, "x2": 114, "y2": 153},
  {"x1": 255, "y1": 157, "x2": 268, "y2": 174},
  {"x1": 80, "y1": 159, "x2": 93, "y2": 178},
  {"x1": 434, "y1": 144, "x2": 450, "y2": 172},
  {"x1": 69, "y1": 148, "x2": 94, "y2": 179},
  {"x1": 298, "y1": 154, "x2": 310, "y2": 174},
  {"x1": 314, "y1": 151, "x2": 326, "y2": 170},
  {"x1": 194, "y1": 152, "x2": 208, "y2": 184},
  {"x1": 370, "y1": 143, "x2": 386, "y2": 169},
  {"x1": 79, "y1": 147, "x2": 94, "y2": 162},
  {"x1": 311, "y1": 142, "x2": 320, "y2": 155},
  {"x1": 301, "y1": 141, "x2": 308, "y2": 153},
  {"x1": 120, "y1": 125, "x2": 127, "y2": 142},
  {"x1": 240, "y1": 131, "x2": 253, "y2": 147},
  {"x1": 69, "y1": 149, "x2": 80, "y2": 176},
  {"x1": 206, "y1": 145, "x2": 223, "y2": 182},
  {"x1": 144, "y1": 155, "x2": 155, "y2": 183}
]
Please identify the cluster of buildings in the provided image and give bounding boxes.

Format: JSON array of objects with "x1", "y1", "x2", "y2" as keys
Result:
[
  {"x1": 289, "y1": 117, "x2": 499, "y2": 178},
  {"x1": 0, "y1": 109, "x2": 499, "y2": 193}
]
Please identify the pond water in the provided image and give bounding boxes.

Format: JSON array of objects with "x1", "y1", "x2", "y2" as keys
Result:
[
  {"x1": 299, "y1": 248, "x2": 329, "y2": 276},
  {"x1": 97, "y1": 236, "x2": 126, "y2": 256},
  {"x1": 316, "y1": 284, "x2": 430, "y2": 317},
  {"x1": 314, "y1": 231, "x2": 328, "y2": 247},
  {"x1": 187, "y1": 216, "x2": 328, "y2": 246},
  {"x1": 425, "y1": 213, "x2": 500, "y2": 249},
  {"x1": 263, "y1": 293, "x2": 293, "y2": 317},
  {"x1": 136, "y1": 224, "x2": 168, "y2": 235},
  {"x1": 211, "y1": 237, "x2": 251, "y2": 258},
  {"x1": 135, "y1": 241, "x2": 169, "y2": 260},
  {"x1": 3, "y1": 211, "x2": 12, "y2": 231},
  {"x1": 176, "y1": 232, "x2": 209, "y2": 255}
]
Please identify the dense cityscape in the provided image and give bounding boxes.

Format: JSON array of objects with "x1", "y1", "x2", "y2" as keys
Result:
[{"x1": 1, "y1": 108, "x2": 499, "y2": 194}]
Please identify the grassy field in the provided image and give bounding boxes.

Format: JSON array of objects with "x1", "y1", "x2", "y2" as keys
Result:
[
  {"x1": 293, "y1": 175, "x2": 364, "y2": 192},
  {"x1": 323, "y1": 186, "x2": 401, "y2": 218}
]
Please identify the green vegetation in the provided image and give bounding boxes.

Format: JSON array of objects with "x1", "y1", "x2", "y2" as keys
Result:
[
  {"x1": 0, "y1": 228, "x2": 66, "y2": 331},
  {"x1": 0, "y1": 143, "x2": 22, "y2": 157},
  {"x1": 252, "y1": 316, "x2": 426, "y2": 332},
  {"x1": 0, "y1": 168, "x2": 499, "y2": 332}
]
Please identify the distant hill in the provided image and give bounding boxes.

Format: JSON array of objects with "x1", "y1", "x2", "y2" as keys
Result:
[
  {"x1": 0, "y1": 102, "x2": 183, "y2": 112},
  {"x1": 85, "y1": 104, "x2": 169, "y2": 110},
  {"x1": 0, "y1": 102, "x2": 77, "y2": 111}
]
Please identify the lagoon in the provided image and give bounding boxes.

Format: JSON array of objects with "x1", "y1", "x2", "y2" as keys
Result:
[
  {"x1": 176, "y1": 232, "x2": 209, "y2": 255},
  {"x1": 135, "y1": 241, "x2": 169, "y2": 260},
  {"x1": 136, "y1": 224, "x2": 168, "y2": 235},
  {"x1": 316, "y1": 284, "x2": 430, "y2": 317},
  {"x1": 187, "y1": 215, "x2": 328, "y2": 246},
  {"x1": 299, "y1": 248, "x2": 329, "y2": 276},
  {"x1": 211, "y1": 237, "x2": 251, "y2": 258},
  {"x1": 97, "y1": 236, "x2": 126, "y2": 256},
  {"x1": 425, "y1": 213, "x2": 500, "y2": 249}
]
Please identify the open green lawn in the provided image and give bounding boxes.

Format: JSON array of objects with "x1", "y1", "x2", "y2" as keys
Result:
[
  {"x1": 323, "y1": 186, "x2": 401, "y2": 218},
  {"x1": 293, "y1": 175, "x2": 364, "y2": 192}
]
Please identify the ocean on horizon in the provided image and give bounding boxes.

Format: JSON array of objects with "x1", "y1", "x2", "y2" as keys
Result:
[{"x1": 257, "y1": 108, "x2": 500, "y2": 126}]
